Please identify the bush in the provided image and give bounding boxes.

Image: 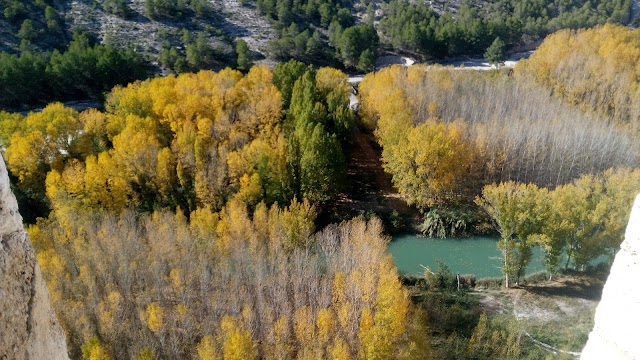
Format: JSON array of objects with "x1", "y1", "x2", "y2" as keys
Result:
[
  {"x1": 475, "y1": 277, "x2": 503, "y2": 289},
  {"x1": 419, "y1": 207, "x2": 478, "y2": 238},
  {"x1": 424, "y1": 261, "x2": 457, "y2": 291}
]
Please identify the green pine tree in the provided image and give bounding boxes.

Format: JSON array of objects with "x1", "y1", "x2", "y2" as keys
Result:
[
  {"x1": 236, "y1": 39, "x2": 253, "y2": 71},
  {"x1": 484, "y1": 37, "x2": 508, "y2": 66}
]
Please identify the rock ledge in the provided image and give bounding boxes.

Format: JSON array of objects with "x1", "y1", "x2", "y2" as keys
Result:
[
  {"x1": 0, "y1": 153, "x2": 69, "y2": 360},
  {"x1": 581, "y1": 194, "x2": 640, "y2": 360}
]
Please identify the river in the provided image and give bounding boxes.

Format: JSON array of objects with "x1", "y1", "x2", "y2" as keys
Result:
[{"x1": 388, "y1": 235, "x2": 546, "y2": 278}]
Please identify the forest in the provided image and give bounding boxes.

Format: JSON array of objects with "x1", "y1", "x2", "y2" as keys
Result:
[
  {"x1": 378, "y1": 0, "x2": 631, "y2": 58},
  {"x1": 1, "y1": 23, "x2": 640, "y2": 359},
  {"x1": 358, "y1": 40, "x2": 640, "y2": 277}
]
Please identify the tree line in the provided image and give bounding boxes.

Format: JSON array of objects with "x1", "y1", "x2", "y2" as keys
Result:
[
  {"x1": 515, "y1": 24, "x2": 640, "y2": 137},
  {"x1": 0, "y1": 31, "x2": 147, "y2": 110},
  {"x1": 477, "y1": 169, "x2": 640, "y2": 287},
  {"x1": 378, "y1": 0, "x2": 631, "y2": 59},
  {"x1": 255, "y1": 0, "x2": 632, "y2": 68},
  {"x1": 32, "y1": 203, "x2": 428, "y2": 359},
  {"x1": 1, "y1": 62, "x2": 353, "y2": 222}
]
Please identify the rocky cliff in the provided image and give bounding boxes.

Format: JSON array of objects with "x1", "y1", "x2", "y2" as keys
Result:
[
  {"x1": 581, "y1": 194, "x2": 640, "y2": 359},
  {"x1": 0, "y1": 153, "x2": 69, "y2": 360}
]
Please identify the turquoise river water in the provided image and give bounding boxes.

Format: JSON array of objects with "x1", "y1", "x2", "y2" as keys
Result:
[{"x1": 388, "y1": 235, "x2": 546, "y2": 278}]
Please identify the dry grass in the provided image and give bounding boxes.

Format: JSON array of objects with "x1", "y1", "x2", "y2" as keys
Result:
[{"x1": 475, "y1": 274, "x2": 606, "y2": 353}]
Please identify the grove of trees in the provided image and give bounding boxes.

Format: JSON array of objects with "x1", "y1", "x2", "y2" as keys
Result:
[
  {"x1": 1, "y1": 64, "x2": 354, "y2": 222},
  {"x1": 378, "y1": 0, "x2": 632, "y2": 59},
  {"x1": 0, "y1": 63, "x2": 435, "y2": 359},
  {"x1": 33, "y1": 205, "x2": 429, "y2": 359},
  {"x1": 0, "y1": 31, "x2": 146, "y2": 109},
  {"x1": 477, "y1": 169, "x2": 640, "y2": 286},
  {"x1": 358, "y1": 66, "x2": 638, "y2": 209},
  {"x1": 358, "y1": 64, "x2": 640, "y2": 272},
  {"x1": 516, "y1": 24, "x2": 640, "y2": 136},
  {"x1": 1, "y1": 0, "x2": 67, "y2": 50}
]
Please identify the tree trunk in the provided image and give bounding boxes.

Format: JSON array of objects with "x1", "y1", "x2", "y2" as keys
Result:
[{"x1": 564, "y1": 249, "x2": 572, "y2": 270}]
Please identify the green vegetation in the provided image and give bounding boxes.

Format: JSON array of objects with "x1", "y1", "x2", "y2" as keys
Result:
[
  {"x1": 235, "y1": 39, "x2": 253, "y2": 71},
  {"x1": 379, "y1": 0, "x2": 631, "y2": 59},
  {"x1": 255, "y1": 0, "x2": 633, "y2": 66},
  {"x1": 0, "y1": 0, "x2": 636, "y2": 86},
  {"x1": 145, "y1": 0, "x2": 211, "y2": 19},
  {"x1": 409, "y1": 270, "x2": 600, "y2": 359},
  {"x1": 477, "y1": 169, "x2": 640, "y2": 285},
  {"x1": 284, "y1": 66, "x2": 355, "y2": 201},
  {"x1": 1, "y1": 0, "x2": 67, "y2": 51},
  {"x1": 333, "y1": 24, "x2": 379, "y2": 72},
  {"x1": 484, "y1": 37, "x2": 507, "y2": 66},
  {"x1": 102, "y1": 0, "x2": 132, "y2": 18},
  {"x1": 158, "y1": 29, "x2": 225, "y2": 74},
  {"x1": 268, "y1": 24, "x2": 333, "y2": 65},
  {"x1": 0, "y1": 32, "x2": 146, "y2": 109}
]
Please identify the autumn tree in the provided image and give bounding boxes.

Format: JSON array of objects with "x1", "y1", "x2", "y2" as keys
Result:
[
  {"x1": 358, "y1": 65, "x2": 638, "y2": 214},
  {"x1": 476, "y1": 182, "x2": 549, "y2": 287},
  {"x1": 516, "y1": 25, "x2": 640, "y2": 136},
  {"x1": 538, "y1": 168, "x2": 640, "y2": 273},
  {"x1": 383, "y1": 119, "x2": 478, "y2": 209},
  {"x1": 542, "y1": 177, "x2": 606, "y2": 272},
  {"x1": 32, "y1": 204, "x2": 428, "y2": 358},
  {"x1": 27, "y1": 68, "x2": 290, "y2": 215}
]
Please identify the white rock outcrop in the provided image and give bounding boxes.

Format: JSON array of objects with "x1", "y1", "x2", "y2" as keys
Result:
[
  {"x1": 581, "y1": 194, "x2": 640, "y2": 360},
  {"x1": 0, "y1": 153, "x2": 69, "y2": 360}
]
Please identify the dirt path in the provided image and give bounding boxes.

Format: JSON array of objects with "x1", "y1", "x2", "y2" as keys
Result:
[
  {"x1": 471, "y1": 274, "x2": 605, "y2": 354},
  {"x1": 325, "y1": 127, "x2": 418, "y2": 225}
]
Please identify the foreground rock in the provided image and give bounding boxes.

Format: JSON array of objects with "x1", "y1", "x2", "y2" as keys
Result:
[
  {"x1": 581, "y1": 194, "x2": 640, "y2": 359},
  {"x1": 0, "y1": 154, "x2": 69, "y2": 359}
]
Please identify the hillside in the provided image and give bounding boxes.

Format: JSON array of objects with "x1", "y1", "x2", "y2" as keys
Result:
[
  {"x1": 0, "y1": 0, "x2": 634, "y2": 112},
  {"x1": 0, "y1": 0, "x2": 633, "y2": 71}
]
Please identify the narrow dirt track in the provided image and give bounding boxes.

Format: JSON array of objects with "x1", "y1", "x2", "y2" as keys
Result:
[{"x1": 326, "y1": 127, "x2": 417, "y2": 222}]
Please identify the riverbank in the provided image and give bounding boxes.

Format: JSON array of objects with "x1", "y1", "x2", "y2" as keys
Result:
[{"x1": 410, "y1": 272, "x2": 606, "y2": 358}]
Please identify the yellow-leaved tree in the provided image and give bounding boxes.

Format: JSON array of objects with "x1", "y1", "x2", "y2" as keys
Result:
[{"x1": 476, "y1": 182, "x2": 549, "y2": 287}]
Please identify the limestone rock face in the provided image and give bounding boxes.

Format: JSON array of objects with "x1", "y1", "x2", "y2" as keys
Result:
[
  {"x1": 0, "y1": 154, "x2": 69, "y2": 360},
  {"x1": 581, "y1": 194, "x2": 640, "y2": 360}
]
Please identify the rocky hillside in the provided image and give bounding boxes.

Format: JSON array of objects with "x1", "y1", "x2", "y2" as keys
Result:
[
  {"x1": 0, "y1": 0, "x2": 274, "y2": 72},
  {"x1": 0, "y1": 153, "x2": 69, "y2": 360},
  {"x1": 63, "y1": 0, "x2": 276, "y2": 65}
]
